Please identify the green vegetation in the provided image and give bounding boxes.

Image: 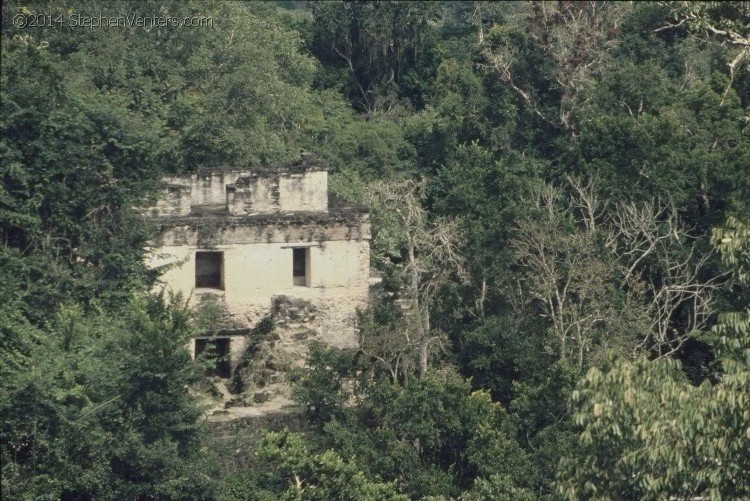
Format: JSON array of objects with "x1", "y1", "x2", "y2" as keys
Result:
[{"x1": 2, "y1": 1, "x2": 748, "y2": 499}]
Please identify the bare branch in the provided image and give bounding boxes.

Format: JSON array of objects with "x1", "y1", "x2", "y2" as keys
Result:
[
  {"x1": 367, "y1": 179, "x2": 466, "y2": 378},
  {"x1": 512, "y1": 178, "x2": 725, "y2": 365}
]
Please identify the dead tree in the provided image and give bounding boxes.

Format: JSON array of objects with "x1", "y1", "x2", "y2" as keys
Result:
[
  {"x1": 512, "y1": 178, "x2": 722, "y2": 366},
  {"x1": 512, "y1": 181, "x2": 628, "y2": 368},
  {"x1": 607, "y1": 199, "x2": 723, "y2": 358},
  {"x1": 365, "y1": 179, "x2": 466, "y2": 379}
]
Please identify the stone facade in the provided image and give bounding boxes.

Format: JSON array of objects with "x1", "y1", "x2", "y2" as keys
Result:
[{"x1": 146, "y1": 154, "x2": 369, "y2": 374}]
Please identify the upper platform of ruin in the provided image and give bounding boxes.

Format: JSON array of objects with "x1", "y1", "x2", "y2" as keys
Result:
[{"x1": 151, "y1": 152, "x2": 338, "y2": 218}]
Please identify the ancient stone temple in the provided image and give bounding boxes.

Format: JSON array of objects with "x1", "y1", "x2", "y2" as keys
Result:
[{"x1": 145, "y1": 154, "x2": 370, "y2": 376}]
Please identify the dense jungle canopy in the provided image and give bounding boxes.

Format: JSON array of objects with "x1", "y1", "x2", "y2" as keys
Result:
[{"x1": 1, "y1": 1, "x2": 749, "y2": 499}]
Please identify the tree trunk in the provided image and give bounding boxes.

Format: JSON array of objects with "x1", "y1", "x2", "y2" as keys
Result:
[{"x1": 419, "y1": 338, "x2": 428, "y2": 378}]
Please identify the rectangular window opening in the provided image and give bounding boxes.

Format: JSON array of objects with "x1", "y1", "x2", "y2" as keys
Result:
[
  {"x1": 194, "y1": 338, "x2": 231, "y2": 378},
  {"x1": 195, "y1": 251, "x2": 223, "y2": 289},
  {"x1": 293, "y1": 247, "x2": 309, "y2": 287}
]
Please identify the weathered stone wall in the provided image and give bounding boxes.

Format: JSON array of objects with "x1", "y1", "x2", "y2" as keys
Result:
[
  {"x1": 150, "y1": 213, "x2": 369, "y2": 248},
  {"x1": 227, "y1": 174, "x2": 278, "y2": 215},
  {"x1": 227, "y1": 170, "x2": 328, "y2": 215},
  {"x1": 154, "y1": 156, "x2": 329, "y2": 217},
  {"x1": 153, "y1": 184, "x2": 192, "y2": 216},
  {"x1": 161, "y1": 171, "x2": 248, "y2": 209},
  {"x1": 146, "y1": 218, "x2": 370, "y2": 347},
  {"x1": 278, "y1": 170, "x2": 327, "y2": 213},
  {"x1": 149, "y1": 243, "x2": 367, "y2": 320},
  {"x1": 147, "y1": 154, "x2": 368, "y2": 363}
]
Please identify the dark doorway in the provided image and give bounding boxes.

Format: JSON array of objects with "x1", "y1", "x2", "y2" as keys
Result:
[
  {"x1": 293, "y1": 247, "x2": 309, "y2": 286},
  {"x1": 196, "y1": 251, "x2": 223, "y2": 289},
  {"x1": 194, "y1": 338, "x2": 231, "y2": 378}
]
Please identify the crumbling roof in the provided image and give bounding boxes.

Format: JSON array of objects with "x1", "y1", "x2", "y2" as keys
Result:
[
  {"x1": 152, "y1": 205, "x2": 368, "y2": 232},
  {"x1": 168, "y1": 152, "x2": 328, "y2": 179}
]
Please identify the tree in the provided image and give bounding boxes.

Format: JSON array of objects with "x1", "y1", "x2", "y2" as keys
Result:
[
  {"x1": 307, "y1": 1, "x2": 442, "y2": 114},
  {"x1": 512, "y1": 182, "x2": 630, "y2": 368},
  {"x1": 656, "y1": 1, "x2": 750, "y2": 103},
  {"x1": 0, "y1": 295, "x2": 215, "y2": 499},
  {"x1": 561, "y1": 6, "x2": 750, "y2": 225},
  {"x1": 556, "y1": 218, "x2": 750, "y2": 500},
  {"x1": 510, "y1": 177, "x2": 722, "y2": 367},
  {"x1": 364, "y1": 178, "x2": 466, "y2": 379},
  {"x1": 1, "y1": 25, "x2": 164, "y2": 310},
  {"x1": 253, "y1": 430, "x2": 408, "y2": 501},
  {"x1": 482, "y1": 2, "x2": 630, "y2": 130},
  {"x1": 608, "y1": 198, "x2": 723, "y2": 357},
  {"x1": 291, "y1": 345, "x2": 535, "y2": 499},
  {"x1": 510, "y1": 179, "x2": 642, "y2": 368}
]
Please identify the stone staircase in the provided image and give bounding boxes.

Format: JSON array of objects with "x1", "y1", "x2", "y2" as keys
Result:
[{"x1": 205, "y1": 296, "x2": 323, "y2": 423}]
